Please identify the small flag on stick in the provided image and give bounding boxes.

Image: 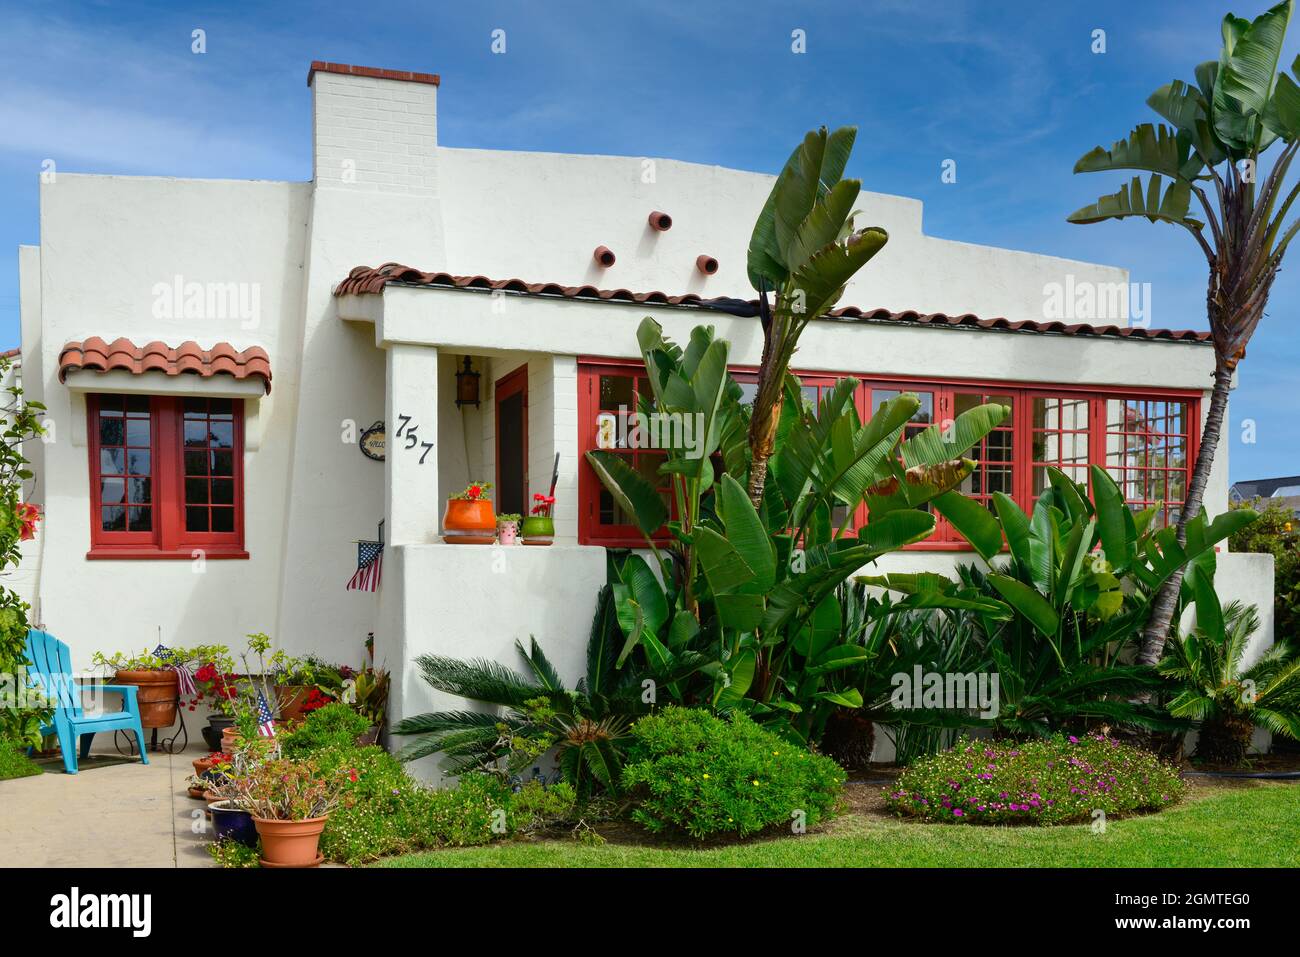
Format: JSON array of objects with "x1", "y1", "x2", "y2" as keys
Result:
[
  {"x1": 153, "y1": 643, "x2": 196, "y2": 697},
  {"x1": 256, "y1": 690, "x2": 276, "y2": 737}
]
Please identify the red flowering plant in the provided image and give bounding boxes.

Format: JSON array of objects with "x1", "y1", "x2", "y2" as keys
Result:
[
  {"x1": 530, "y1": 493, "x2": 556, "y2": 517},
  {"x1": 191, "y1": 650, "x2": 239, "y2": 715},
  {"x1": 299, "y1": 688, "x2": 336, "y2": 715},
  {"x1": 450, "y1": 482, "x2": 493, "y2": 501}
]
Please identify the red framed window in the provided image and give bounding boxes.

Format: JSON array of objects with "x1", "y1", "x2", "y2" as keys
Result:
[
  {"x1": 578, "y1": 362, "x2": 676, "y2": 547},
  {"x1": 577, "y1": 362, "x2": 1199, "y2": 550},
  {"x1": 88, "y1": 394, "x2": 246, "y2": 559}
]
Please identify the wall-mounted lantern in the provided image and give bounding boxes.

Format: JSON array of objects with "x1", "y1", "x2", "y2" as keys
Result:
[{"x1": 455, "y1": 356, "x2": 480, "y2": 408}]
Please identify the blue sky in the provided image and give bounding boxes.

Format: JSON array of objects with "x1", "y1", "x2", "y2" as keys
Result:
[{"x1": 1, "y1": 0, "x2": 1297, "y2": 482}]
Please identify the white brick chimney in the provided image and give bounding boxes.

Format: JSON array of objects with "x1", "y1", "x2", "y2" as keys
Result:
[{"x1": 308, "y1": 61, "x2": 439, "y2": 194}]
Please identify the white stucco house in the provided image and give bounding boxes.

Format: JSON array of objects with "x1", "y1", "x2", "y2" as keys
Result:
[{"x1": 15, "y1": 62, "x2": 1274, "y2": 768}]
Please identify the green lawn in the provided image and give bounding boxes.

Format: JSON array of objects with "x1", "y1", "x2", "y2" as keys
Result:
[{"x1": 374, "y1": 781, "x2": 1299, "y2": 868}]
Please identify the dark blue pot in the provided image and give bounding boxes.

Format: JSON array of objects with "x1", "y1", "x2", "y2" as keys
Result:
[{"x1": 210, "y1": 801, "x2": 258, "y2": 848}]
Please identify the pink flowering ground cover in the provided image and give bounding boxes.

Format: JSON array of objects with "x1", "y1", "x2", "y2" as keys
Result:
[{"x1": 885, "y1": 735, "x2": 1185, "y2": 825}]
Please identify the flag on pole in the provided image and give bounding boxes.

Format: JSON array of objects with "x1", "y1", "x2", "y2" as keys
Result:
[
  {"x1": 347, "y1": 540, "x2": 384, "y2": 592},
  {"x1": 153, "y1": 643, "x2": 196, "y2": 697},
  {"x1": 256, "y1": 690, "x2": 276, "y2": 737}
]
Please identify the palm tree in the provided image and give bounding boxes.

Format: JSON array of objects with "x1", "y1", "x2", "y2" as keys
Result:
[
  {"x1": 1160, "y1": 599, "x2": 1300, "y2": 764},
  {"x1": 1069, "y1": 0, "x2": 1300, "y2": 665},
  {"x1": 744, "y1": 126, "x2": 889, "y2": 506}
]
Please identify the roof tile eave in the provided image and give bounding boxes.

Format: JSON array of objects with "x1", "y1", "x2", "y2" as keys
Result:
[
  {"x1": 333, "y1": 263, "x2": 1213, "y2": 344},
  {"x1": 56, "y1": 337, "x2": 273, "y2": 394}
]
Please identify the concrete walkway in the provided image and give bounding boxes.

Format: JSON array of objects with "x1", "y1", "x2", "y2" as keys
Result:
[{"x1": 0, "y1": 740, "x2": 213, "y2": 868}]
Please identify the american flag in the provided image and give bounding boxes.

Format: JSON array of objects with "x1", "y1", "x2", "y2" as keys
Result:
[
  {"x1": 153, "y1": 643, "x2": 196, "y2": 697},
  {"x1": 256, "y1": 690, "x2": 276, "y2": 737},
  {"x1": 347, "y1": 540, "x2": 384, "y2": 592}
]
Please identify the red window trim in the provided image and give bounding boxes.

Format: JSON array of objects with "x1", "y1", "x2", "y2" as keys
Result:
[
  {"x1": 86, "y1": 394, "x2": 247, "y2": 560},
  {"x1": 576, "y1": 359, "x2": 1201, "y2": 551}
]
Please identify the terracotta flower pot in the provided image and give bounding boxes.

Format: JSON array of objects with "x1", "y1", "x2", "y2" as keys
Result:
[
  {"x1": 521, "y1": 515, "x2": 555, "y2": 545},
  {"x1": 254, "y1": 815, "x2": 329, "y2": 868},
  {"x1": 114, "y1": 670, "x2": 179, "y2": 729},
  {"x1": 276, "y1": 685, "x2": 311, "y2": 725},
  {"x1": 443, "y1": 498, "x2": 496, "y2": 544},
  {"x1": 221, "y1": 726, "x2": 238, "y2": 752},
  {"x1": 193, "y1": 756, "x2": 219, "y2": 776},
  {"x1": 187, "y1": 785, "x2": 207, "y2": 800}
]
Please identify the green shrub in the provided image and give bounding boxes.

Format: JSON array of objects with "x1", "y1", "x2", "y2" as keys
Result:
[
  {"x1": 509, "y1": 780, "x2": 577, "y2": 834},
  {"x1": 311, "y1": 744, "x2": 517, "y2": 863},
  {"x1": 280, "y1": 702, "x2": 371, "y2": 757},
  {"x1": 0, "y1": 739, "x2": 41, "y2": 781},
  {"x1": 421, "y1": 772, "x2": 512, "y2": 847},
  {"x1": 621, "y1": 707, "x2": 846, "y2": 839},
  {"x1": 886, "y1": 735, "x2": 1185, "y2": 825}
]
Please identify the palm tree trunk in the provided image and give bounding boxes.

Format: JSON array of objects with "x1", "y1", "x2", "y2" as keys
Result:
[
  {"x1": 746, "y1": 403, "x2": 780, "y2": 508},
  {"x1": 1136, "y1": 363, "x2": 1234, "y2": 666}
]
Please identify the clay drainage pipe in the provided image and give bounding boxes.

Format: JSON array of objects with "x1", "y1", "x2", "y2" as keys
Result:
[
  {"x1": 593, "y1": 246, "x2": 616, "y2": 267},
  {"x1": 648, "y1": 210, "x2": 673, "y2": 231},
  {"x1": 696, "y1": 254, "x2": 719, "y2": 275}
]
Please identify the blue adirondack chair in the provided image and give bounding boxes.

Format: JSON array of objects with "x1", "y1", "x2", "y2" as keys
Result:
[{"x1": 23, "y1": 629, "x2": 149, "y2": 774}]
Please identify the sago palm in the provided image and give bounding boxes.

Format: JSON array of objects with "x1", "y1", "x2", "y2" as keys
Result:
[
  {"x1": 391, "y1": 586, "x2": 690, "y2": 793},
  {"x1": 1069, "y1": 0, "x2": 1300, "y2": 664},
  {"x1": 1160, "y1": 591, "x2": 1300, "y2": 765}
]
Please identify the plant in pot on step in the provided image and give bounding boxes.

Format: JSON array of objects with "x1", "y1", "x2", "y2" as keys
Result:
[
  {"x1": 91, "y1": 644, "x2": 225, "y2": 732},
  {"x1": 233, "y1": 757, "x2": 346, "y2": 867},
  {"x1": 272, "y1": 652, "x2": 339, "y2": 726},
  {"x1": 496, "y1": 512, "x2": 522, "y2": 546},
  {"x1": 521, "y1": 493, "x2": 556, "y2": 545},
  {"x1": 443, "y1": 481, "x2": 495, "y2": 544}
]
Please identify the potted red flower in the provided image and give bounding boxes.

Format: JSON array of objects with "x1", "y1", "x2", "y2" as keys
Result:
[
  {"x1": 521, "y1": 493, "x2": 555, "y2": 545},
  {"x1": 442, "y1": 482, "x2": 496, "y2": 544}
]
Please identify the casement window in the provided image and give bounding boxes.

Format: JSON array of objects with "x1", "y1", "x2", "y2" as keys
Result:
[
  {"x1": 576, "y1": 362, "x2": 1198, "y2": 550},
  {"x1": 578, "y1": 362, "x2": 676, "y2": 548},
  {"x1": 87, "y1": 394, "x2": 246, "y2": 558}
]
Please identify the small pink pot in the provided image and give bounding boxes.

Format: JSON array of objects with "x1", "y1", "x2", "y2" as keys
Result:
[{"x1": 497, "y1": 521, "x2": 520, "y2": 545}]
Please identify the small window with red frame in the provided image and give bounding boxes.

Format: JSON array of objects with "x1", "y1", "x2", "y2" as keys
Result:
[{"x1": 88, "y1": 394, "x2": 246, "y2": 558}]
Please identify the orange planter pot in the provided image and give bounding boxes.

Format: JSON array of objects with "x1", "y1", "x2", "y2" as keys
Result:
[
  {"x1": 442, "y1": 499, "x2": 496, "y2": 544},
  {"x1": 276, "y1": 685, "x2": 311, "y2": 725},
  {"x1": 114, "y1": 670, "x2": 179, "y2": 729},
  {"x1": 254, "y1": 815, "x2": 329, "y2": 867},
  {"x1": 221, "y1": 727, "x2": 238, "y2": 752}
]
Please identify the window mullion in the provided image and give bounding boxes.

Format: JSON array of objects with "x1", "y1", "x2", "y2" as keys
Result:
[{"x1": 157, "y1": 397, "x2": 181, "y2": 552}]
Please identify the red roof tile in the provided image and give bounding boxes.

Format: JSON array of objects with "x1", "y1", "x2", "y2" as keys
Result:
[
  {"x1": 334, "y1": 263, "x2": 1210, "y2": 343},
  {"x1": 307, "y1": 61, "x2": 440, "y2": 87},
  {"x1": 58, "y1": 338, "x2": 272, "y2": 393}
]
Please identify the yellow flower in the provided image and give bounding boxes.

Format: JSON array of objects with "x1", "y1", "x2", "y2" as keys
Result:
[
  {"x1": 702, "y1": 774, "x2": 710, "y2": 779},
  {"x1": 752, "y1": 779, "x2": 760, "y2": 786}
]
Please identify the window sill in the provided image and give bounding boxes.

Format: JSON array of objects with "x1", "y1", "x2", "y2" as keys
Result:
[{"x1": 86, "y1": 547, "x2": 249, "y2": 561}]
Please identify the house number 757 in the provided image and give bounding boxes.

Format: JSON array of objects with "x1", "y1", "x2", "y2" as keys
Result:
[{"x1": 394, "y1": 413, "x2": 434, "y2": 465}]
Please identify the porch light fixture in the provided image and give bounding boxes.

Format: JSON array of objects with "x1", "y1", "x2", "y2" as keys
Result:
[{"x1": 455, "y1": 356, "x2": 480, "y2": 408}]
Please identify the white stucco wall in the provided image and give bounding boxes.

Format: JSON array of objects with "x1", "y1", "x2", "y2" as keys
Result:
[
  {"x1": 378, "y1": 542, "x2": 607, "y2": 783},
  {"x1": 32, "y1": 174, "x2": 310, "y2": 670}
]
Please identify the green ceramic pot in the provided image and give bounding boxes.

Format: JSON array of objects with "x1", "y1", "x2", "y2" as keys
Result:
[{"x1": 520, "y1": 515, "x2": 555, "y2": 545}]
